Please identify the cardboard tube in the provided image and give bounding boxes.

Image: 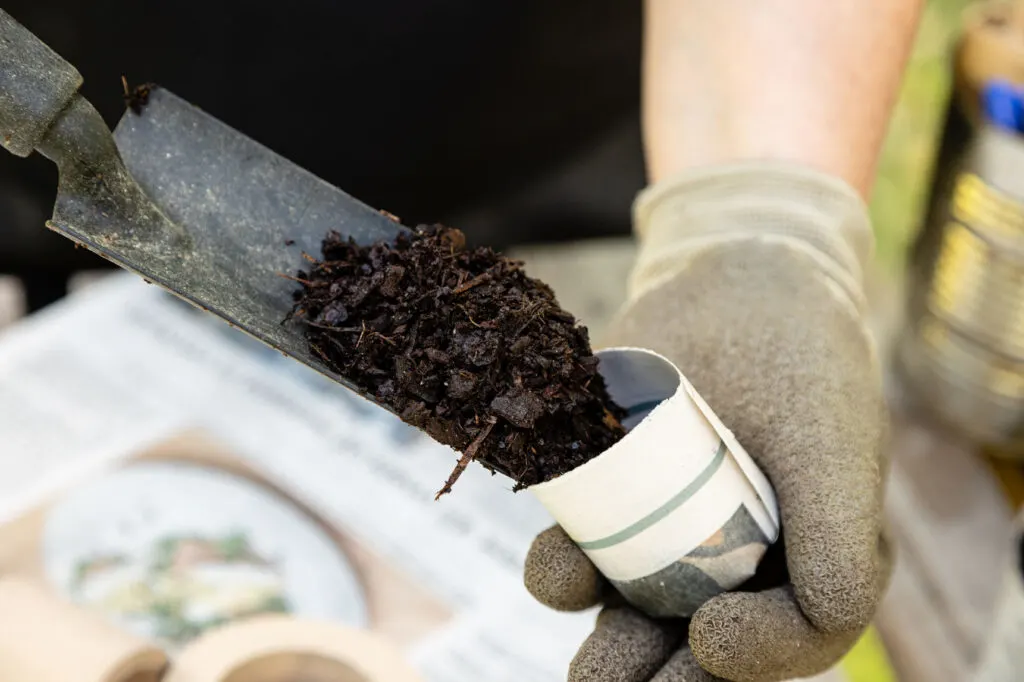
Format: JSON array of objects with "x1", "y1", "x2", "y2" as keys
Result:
[
  {"x1": 0, "y1": 577, "x2": 168, "y2": 682},
  {"x1": 529, "y1": 347, "x2": 780, "y2": 618},
  {"x1": 162, "y1": 615, "x2": 423, "y2": 682}
]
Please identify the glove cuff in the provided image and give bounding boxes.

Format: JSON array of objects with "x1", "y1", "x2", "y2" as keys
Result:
[{"x1": 629, "y1": 161, "x2": 874, "y2": 314}]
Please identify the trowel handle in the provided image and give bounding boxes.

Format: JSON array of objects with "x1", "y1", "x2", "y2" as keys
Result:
[{"x1": 0, "y1": 9, "x2": 83, "y2": 158}]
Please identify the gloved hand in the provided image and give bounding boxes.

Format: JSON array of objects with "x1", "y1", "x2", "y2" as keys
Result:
[{"x1": 524, "y1": 162, "x2": 893, "y2": 682}]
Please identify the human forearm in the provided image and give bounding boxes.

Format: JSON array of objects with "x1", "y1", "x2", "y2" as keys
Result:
[{"x1": 642, "y1": 0, "x2": 925, "y2": 197}]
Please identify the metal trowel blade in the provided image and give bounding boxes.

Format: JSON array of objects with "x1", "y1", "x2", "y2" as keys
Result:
[{"x1": 46, "y1": 86, "x2": 404, "y2": 393}]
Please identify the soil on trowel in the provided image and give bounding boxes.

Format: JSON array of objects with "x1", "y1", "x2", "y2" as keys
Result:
[{"x1": 287, "y1": 223, "x2": 626, "y2": 497}]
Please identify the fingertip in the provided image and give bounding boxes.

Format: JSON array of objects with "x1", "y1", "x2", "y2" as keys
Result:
[
  {"x1": 791, "y1": 537, "x2": 881, "y2": 633},
  {"x1": 524, "y1": 525, "x2": 607, "y2": 612},
  {"x1": 689, "y1": 588, "x2": 857, "y2": 681},
  {"x1": 778, "y1": 466, "x2": 887, "y2": 633},
  {"x1": 688, "y1": 592, "x2": 762, "y2": 678},
  {"x1": 570, "y1": 607, "x2": 682, "y2": 682}
]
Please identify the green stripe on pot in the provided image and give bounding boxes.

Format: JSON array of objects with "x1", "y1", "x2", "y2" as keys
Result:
[{"x1": 576, "y1": 440, "x2": 728, "y2": 551}]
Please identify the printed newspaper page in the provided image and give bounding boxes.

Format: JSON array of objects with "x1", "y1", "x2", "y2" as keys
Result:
[{"x1": 0, "y1": 273, "x2": 592, "y2": 681}]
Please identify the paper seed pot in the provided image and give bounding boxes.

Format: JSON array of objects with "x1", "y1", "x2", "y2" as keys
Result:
[{"x1": 529, "y1": 347, "x2": 781, "y2": 618}]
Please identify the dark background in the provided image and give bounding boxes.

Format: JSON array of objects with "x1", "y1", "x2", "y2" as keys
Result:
[{"x1": 0, "y1": 1, "x2": 645, "y2": 311}]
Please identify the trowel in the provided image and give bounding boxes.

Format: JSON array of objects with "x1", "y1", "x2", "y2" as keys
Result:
[{"x1": 0, "y1": 9, "x2": 407, "y2": 392}]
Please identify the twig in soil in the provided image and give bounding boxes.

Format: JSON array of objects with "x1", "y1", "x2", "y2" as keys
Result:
[
  {"x1": 276, "y1": 272, "x2": 321, "y2": 287},
  {"x1": 310, "y1": 343, "x2": 330, "y2": 364},
  {"x1": 602, "y1": 408, "x2": 624, "y2": 432},
  {"x1": 453, "y1": 269, "x2": 494, "y2": 295},
  {"x1": 435, "y1": 417, "x2": 498, "y2": 500}
]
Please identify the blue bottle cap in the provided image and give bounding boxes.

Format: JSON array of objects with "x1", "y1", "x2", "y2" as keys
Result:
[{"x1": 981, "y1": 79, "x2": 1024, "y2": 133}]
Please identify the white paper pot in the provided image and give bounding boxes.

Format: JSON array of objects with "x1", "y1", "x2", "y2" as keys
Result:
[{"x1": 529, "y1": 347, "x2": 781, "y2": 619}]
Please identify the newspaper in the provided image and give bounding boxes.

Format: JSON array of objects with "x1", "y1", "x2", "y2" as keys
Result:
[{"x1": 0, "y1": 273, "x2": 858, "y2": 681}]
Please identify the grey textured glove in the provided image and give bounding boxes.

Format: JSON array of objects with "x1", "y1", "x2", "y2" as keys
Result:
[{"x1": 525, "y1": 162, "x2": 893, "y2": 682}]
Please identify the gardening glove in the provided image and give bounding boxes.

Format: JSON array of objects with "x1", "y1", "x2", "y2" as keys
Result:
[{"x1": 524, "y1": 161, "x2": 893, "y2": 682}]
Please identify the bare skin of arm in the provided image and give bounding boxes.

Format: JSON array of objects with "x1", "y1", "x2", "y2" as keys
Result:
[{"x1": 642, "y1": 0, "x2": 926, "y2": 197}]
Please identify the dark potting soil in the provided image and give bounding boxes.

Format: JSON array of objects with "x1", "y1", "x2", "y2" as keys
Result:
[{"x1": 288, "y1": 223, "x2": 626, "y2": 496}]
